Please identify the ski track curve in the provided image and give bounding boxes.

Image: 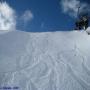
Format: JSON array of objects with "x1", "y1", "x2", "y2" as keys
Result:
[{"x1": 0, "y1": 30, "x2": 90, "y2": 90}]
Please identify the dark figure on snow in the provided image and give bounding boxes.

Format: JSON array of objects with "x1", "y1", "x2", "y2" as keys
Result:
[{"x1": 75, "y1": 14, "x2": 89, "y2": 30}]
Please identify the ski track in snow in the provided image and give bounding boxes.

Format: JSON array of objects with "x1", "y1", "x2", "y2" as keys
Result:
[{"x1": 0, "y1": 30, "x2": 90, "y2": 90}]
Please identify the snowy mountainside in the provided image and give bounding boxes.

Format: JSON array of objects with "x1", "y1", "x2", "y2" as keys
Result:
[{"x1": 0, "y1": 29, "x2": 90, "y2": 90}]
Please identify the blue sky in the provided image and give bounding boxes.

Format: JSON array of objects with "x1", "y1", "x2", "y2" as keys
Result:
[{"x1": 0, "y1": 0, "x2": 90, "y2": 32}]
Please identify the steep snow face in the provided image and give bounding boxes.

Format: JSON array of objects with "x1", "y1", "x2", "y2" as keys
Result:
[{"x1": 0, "y1": 29, "x2": 90, "y2": 90}]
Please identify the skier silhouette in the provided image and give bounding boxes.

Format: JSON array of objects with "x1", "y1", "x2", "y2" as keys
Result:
[
  {"x1": 75, "y1": 14, "x2": 89, "y2": 30},
  {"x1": 75, "y1": 7, "x2": 89, "y2": 30}
]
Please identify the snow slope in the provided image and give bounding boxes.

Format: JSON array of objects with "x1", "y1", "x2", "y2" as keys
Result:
[{"x1": 0, "y1": 29, "x2": 90, "y2": 90}]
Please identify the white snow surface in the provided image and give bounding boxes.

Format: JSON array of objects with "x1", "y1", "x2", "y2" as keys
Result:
[
  {"x1": 0, "y1": 29, "x2": 90, "y2": 90},
  {"x1": 86, "y1": 27, "x2": 90, "y2": 34}
]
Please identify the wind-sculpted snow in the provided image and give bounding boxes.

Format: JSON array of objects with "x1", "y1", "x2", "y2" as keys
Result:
[{"x1": 0, "y1": 29, "x2": 90, "y2": 90}]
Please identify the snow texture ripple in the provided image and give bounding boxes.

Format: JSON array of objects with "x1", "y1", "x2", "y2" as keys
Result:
[{"x1": 0, "y1": 29, "x2": 90, "y2": 90}]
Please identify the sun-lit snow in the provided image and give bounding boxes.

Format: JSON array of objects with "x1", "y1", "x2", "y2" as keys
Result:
[{"x1": 0, "y1": 28, "x2": 90, "y2": 90}]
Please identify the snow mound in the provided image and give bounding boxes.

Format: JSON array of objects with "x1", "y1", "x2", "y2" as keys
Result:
[
  {"x1": 86, "y1": 27, "x2": 90, "y2": 34},
  {"x1": 0, "y1": 30, "x2": 90, "y2": 90}
]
